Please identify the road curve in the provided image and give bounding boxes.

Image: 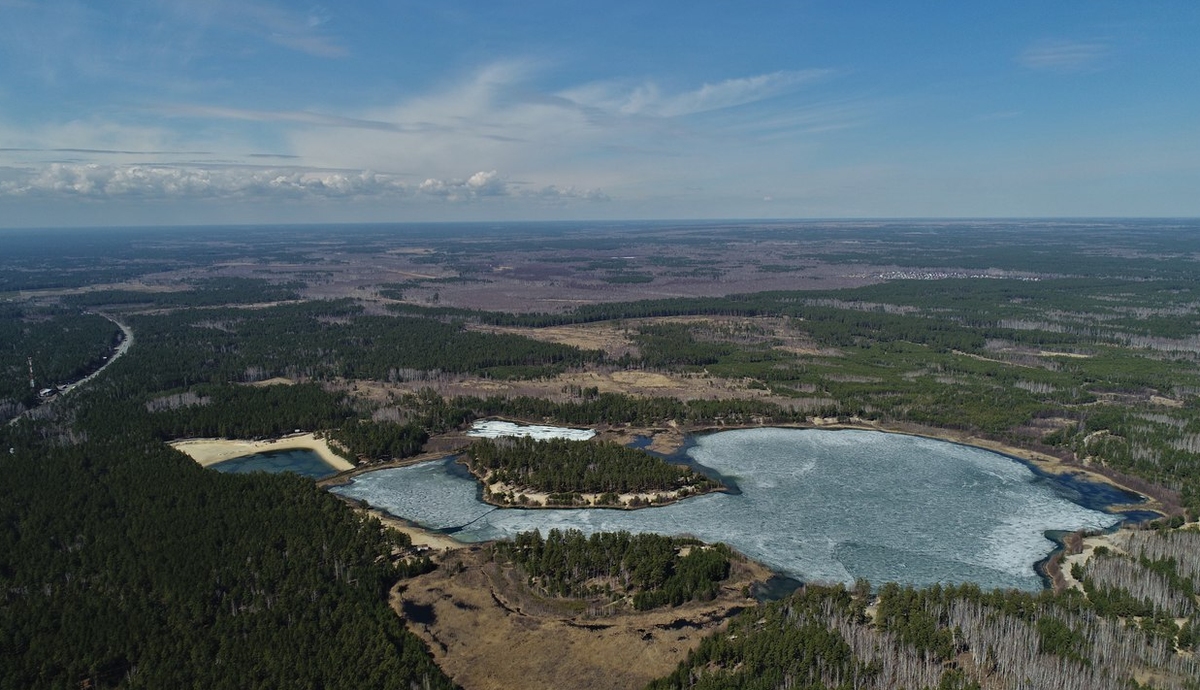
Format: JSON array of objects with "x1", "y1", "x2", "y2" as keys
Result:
[
  {"x1": 6, "y1": 312, "x2": 133, "y2": 427},
  {"x1": 67, "y1": 312, "x2": 134, "y2": 393}
]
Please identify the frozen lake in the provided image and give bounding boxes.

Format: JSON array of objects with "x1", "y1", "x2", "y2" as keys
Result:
[{"x1": 332, "y1": 428, "x2": 1128, "y2": 591}]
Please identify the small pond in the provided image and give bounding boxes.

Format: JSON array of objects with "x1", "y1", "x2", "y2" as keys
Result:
[{"x1": 210, "y1": 448, "x2": 340, "y2": 479}]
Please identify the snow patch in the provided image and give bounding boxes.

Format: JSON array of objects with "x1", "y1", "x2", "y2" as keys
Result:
[{"x1": 467, "y1": 420, "x2": 596, "y2": 441}]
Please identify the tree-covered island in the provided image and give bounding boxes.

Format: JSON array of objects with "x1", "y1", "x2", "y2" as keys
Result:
[{"x1": 462, "y1": 436, "x2": 722, "y2": 508}]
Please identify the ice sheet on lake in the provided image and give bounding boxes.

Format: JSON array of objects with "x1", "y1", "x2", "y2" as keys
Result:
[
  {"x1": 333, "y1": 428, "x2": 1122, "y2": 592},
  {"x1": 467, "y1": 420, "x2": 596, "y2": 441}
]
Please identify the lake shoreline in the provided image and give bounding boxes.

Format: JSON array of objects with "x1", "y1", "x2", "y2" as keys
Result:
[
  {"x1": 227, "y1": 417, "x2": 1156, "y2": 595},
  {"x1": 334, "y1": 423, "x2": 1125, "y2": 593},
  {"x1": 472, "y1": 476, "x2": 728, "y2": 511},
  {"x1": 633, "y1": 420, "x2": 1165, "y2": 591},
  {"x1": 323, "y1": 415, "x2": 1161, "y2": 518},
  {"x1": 605, "y1": 418, "x2": 1164, "y2": 516},
  {"x1": 170, "y1": 432, "x2": 355, "y2": 472}
]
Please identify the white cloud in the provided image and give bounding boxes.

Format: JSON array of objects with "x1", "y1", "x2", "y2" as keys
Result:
[
  {"x1": 0, "y1": 60, "x2": 837, "y2": 211},
  {"x1": 288, "y1": 60, "x2": 606, "y2": 181},
  {"x1": 287, "y1": 62, "x2": 840, "y2": 199},
  {"x1": 0, "y1": 164, "x2": 406, "y2": 199},
  {"x1": 563, "y1": 69, "x2": 833, "y2": 118},
  {"x1": 0, "y1": 163, "x2": 609, "y2": 205},
  {"x1": 418, "y1": 170, "x2": 507, "y2": 200},
  {"x1": 1018, "y1": 40, "x2": 1110, "y2": 73}
]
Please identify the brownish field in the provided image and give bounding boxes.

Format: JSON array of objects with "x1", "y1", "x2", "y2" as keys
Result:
[
  {"x1": 338, "y1": 366, "x2": 832, "y2": 413},
  {"x1": 470, "y1": 322, "x2": 638, "y2": 356},
  {"x1": 43, "y1": 229, "x2": 892, "y2": 313},
  {"x1": 246, "y1": 376, "x2": 296, "y2": 387},
  {"x1": 470, "y1": 315, "x2": 831, "y2": 358},
  {"x1": 393, "y1": 545, "x2": 770, "y2": 690}
]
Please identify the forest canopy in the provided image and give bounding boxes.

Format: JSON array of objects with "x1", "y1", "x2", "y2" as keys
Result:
[
  {"x1": 494, "y1": 529, "x2": 733, "y2": 610},
  {"x1": 464, "y1": 437, "x2": 719, "y2": 497}
]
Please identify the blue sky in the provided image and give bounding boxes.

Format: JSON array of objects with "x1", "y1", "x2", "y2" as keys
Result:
[{"x1": 1, "y1": 1, "x2": 1197, "y2": 227}]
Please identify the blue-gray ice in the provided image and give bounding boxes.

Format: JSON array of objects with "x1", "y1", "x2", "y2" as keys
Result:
[{"x1": 333, "y1": 428, "x2": 1120, "y2": 591}]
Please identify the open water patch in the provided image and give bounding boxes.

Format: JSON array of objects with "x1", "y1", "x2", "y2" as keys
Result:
[
  {"x1": 209, "y1": 449, "x2": 339, "y2": 479},
  {"x1": 332, "y1": 428, "x2": 1128, "y2": 592}
]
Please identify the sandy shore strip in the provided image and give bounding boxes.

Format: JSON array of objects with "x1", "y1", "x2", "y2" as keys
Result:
[
  {"x1": 1059, "y1": 531, "x2": 1127, "y2": 592},
  {"x1": 478, "y1": 478, "x2": 723, "y2": 510},
  {"x1": 170, "y1": 433, "x2": 354, "y2": 472},
  {"x1": 364, "y1": 508, "x2": 465, "y2": 551}
]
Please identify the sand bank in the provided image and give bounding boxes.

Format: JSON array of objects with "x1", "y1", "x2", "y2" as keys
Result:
[
  {"x1": 364, "y1": 508, "x2": 465, "y2": 551},
  {"x1": 1059, "y1": 531, "x2": 1126, "y2": 592},
  {"x1": 170, "y1": 433, "x2": 354, "y2": 472},
  {"x1": 477, "y1": 477, "x2": 722, "y2": 510}
]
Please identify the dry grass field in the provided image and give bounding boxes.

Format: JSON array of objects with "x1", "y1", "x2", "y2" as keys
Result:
[{"x1": 392, "y1": 545, "x2": 771, "y2": 690}]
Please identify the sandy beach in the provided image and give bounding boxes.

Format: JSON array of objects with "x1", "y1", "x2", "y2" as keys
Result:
[
  {"x1": 363, "y1": 508, "x2": 465, "y2": 551},
  {"x1": 170, "y1": 433, "x2": 355, "y2": 472}
]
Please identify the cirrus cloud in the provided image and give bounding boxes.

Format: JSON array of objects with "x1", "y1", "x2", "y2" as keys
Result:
[
  {"x1": 1018, "y1": 40, "x2": 1111, "y2": 73},
  {"x1": 562, "y1": 68, "x2": 835, "y2": 118}
]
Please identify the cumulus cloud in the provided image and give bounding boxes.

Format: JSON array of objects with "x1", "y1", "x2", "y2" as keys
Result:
[
  {"x1": 419, "y1": 170, "x2": 507, "y2": 200},
  {"x1": 1018, "y1": 40, "x2": 1110, "y2": 73},
  {"x1": 0, "y1": 163, "x2": 608, "y2": 205},
  {"x1": 0, "y1": 163, "x2": 405, "y2": 199},
  {"x1": 0, "y1": 60, "x2": 834, "y2": 212}
]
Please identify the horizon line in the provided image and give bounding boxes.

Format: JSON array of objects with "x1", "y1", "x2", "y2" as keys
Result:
[{"x1": 3, "y1": 216, "x2": 1199, "y2": 233}]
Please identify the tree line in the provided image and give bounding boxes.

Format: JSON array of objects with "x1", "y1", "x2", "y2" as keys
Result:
[
  {"x1": 649, "y1": 578, "x2": 1200, "y2": 690},
  {"x1": 0, "y1": 434, "x2": 453, "y2": 689}
]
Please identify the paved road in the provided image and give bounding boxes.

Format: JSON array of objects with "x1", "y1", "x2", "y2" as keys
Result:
[
  {"x1": 67, "y1": 312, "x2": 134, "y2": 392},
  {"x1": 6, "y1": 312, "x2": 133, "y2": 427}
]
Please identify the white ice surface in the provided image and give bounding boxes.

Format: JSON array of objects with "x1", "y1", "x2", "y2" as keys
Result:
[
  {"x1": 466, "y1": 420, "x2": 596, "y2": 441},
  {"x1": 333, "y1": 428, "x2": 1121, "y2": 591}
]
